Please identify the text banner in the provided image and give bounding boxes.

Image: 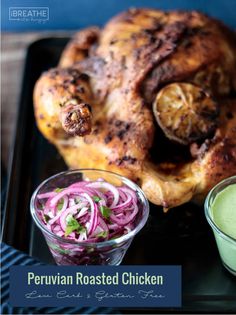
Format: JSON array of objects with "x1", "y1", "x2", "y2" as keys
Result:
[{"x1": 10, "y1": 265, "x2": 181, "y2": 307}]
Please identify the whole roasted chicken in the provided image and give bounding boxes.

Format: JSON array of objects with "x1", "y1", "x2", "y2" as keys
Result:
[{"x1": 34, "y1": 9, "x2": 236, "y2": 209}]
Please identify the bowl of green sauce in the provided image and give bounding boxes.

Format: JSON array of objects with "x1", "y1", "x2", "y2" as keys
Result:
[{"x1": 205, "y1": 176, "x2": 236, "y2": 276}]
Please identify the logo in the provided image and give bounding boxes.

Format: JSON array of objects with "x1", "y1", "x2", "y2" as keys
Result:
[{"x1": 9, "y1": 7, "x2": 49, "y2": 23}]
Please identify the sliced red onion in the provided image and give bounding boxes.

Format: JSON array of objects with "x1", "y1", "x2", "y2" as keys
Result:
[
  {"x1": 111, "y1": 194, "x2": 132, "y2": 210},
  {"x1": 68, "y1": 181, "x2": 89, "y2": 188},
  {"x1": 82, "y1": 193, "x2": 98, "y2": 235},
  {"x1": 50, "y1": 187, "x2": 88, "y2": 206},
  {"x1": 119, "y1": 187, "x2": 138, "y2": 203},
  {"x1": 87, "y1": 182, "x2": 119, "y2": 208},
  {"x1": 98, "y1": 217, "x2": 109, "y2": 233},
  {"x1": 36, "y1": 178, "x2": 140, "y2": 244},
  {"x1": 108, "y1": 223, "x2": 119, "y2": 230},
  {"x1": 110, "y1": 204, "x2": 139, "y2": 226},
  {"x1": 37, "y1": 191, "x2": 57, "y2": 199},
  {"x1": 48, "y1": 201, "x2": 77, "y2": 225},
  {"x1": 59, "y1": 207, "x2": 78, "y2": 231},
  {"x1": 61, "y1": 196, "x2": 69, "y2": 212},
  {"x1": 75, "y1": 207, "x2": 89, "y2": 219}
]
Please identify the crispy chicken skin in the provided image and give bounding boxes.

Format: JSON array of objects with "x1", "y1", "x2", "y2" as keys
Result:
[
  {"x1": 59, "y1": 27, "x2": 100, "y2": 68},
  {"x1": 34, "y1": 9, "x2": 236, "y2": 209}
]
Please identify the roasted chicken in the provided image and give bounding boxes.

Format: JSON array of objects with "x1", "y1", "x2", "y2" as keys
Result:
[{"x1": 34, "y1": 9, "x2": 236, "y2": 209}]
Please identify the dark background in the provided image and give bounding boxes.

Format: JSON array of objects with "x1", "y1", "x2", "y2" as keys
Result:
[{"x1": 2, "y1": 0, "x2": 236, "y2": 31}]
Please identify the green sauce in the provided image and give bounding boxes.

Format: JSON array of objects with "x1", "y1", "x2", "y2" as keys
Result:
[
  {"x1": 210, "y1": 183, "x2": 236, "y2": 274},
  {"x1": 212, "y1": 184, "x2": 236, "y2": 239}
]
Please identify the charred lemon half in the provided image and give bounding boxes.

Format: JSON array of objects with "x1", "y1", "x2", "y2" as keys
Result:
[{"x1": 153, "y1": 82, "x2": 219, "y2": 145}]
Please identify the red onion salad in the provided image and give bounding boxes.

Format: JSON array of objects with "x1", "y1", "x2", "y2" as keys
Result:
[{"x1": 36, "y1": 179, "x2": 140, "y2": 243}]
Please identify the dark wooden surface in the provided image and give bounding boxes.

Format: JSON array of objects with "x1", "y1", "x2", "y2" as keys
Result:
[{"x1": 1, "y1": 32, "x2": 73, "y2": 171}]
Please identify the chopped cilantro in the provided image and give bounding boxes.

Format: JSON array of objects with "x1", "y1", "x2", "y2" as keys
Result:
[
  {"x1": 54, "y1": 188, "x2": 63, "y2": 192},
  {"x1": 75, "y1": 197, "x2": 80, "y2": 204},
  {"x1": 87, "y1": 247, "x2": 94, "y2": 253},
  {"x1": 65, "y1": 213, "x2": 73, "y2": 223},
  {"x1": 65, "y1": 214, "x2": 85, "y2": 236},
  {"x1": 110, "y1": 234, "x2": 122, "y2": 241},
  {"x1": 57, "y1": 198, "x2": 64, "y2": 211},
  {"x1": 48, "y1": 243, "x2": 69, "y2": 254},
  {"x1": 37, "y1": 202, "x2": 43, "y2": 210},
  {"x1": 78, "y1": 226, "x2": 86, "y2": 233},
  {"x1": 96, "y1": 231, "x2": 108, "y2": 238},
  {"x1": 43, "y1": 214, "x2": 50, "y2": 223},
  {"x1": 100, "y1": 206, "x2": 111, "y2": 219},
  {"x1": 93, "y1": 196, "x2": 101, "y2": 202}
]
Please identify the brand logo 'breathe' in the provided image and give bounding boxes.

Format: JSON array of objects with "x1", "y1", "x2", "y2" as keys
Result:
[{"x1": 9, "y1": 7, "x2": 49, "y2": 22}]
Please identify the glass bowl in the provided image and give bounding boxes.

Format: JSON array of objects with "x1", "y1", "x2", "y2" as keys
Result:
[
  {"x1": 204, "y1": 175, "x2": 236, "y2": 276},
  {"x1": 30, "y1": 169, "x2": 149, "y2": 265}
]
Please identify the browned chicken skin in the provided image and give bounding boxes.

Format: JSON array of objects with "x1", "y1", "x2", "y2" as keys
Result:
[{"x1": 34, "y1": 9, "x2": 236, "y2": 209}]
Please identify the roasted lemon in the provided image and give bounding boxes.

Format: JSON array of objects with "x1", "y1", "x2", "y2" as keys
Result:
[{"x1": 153, "y1": 83, "x2": 219, "y2": 145}]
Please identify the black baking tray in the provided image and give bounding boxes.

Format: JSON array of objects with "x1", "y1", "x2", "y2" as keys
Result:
[{"x1": 2, "y1": 37, "x2": 236, "y2": 314}]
